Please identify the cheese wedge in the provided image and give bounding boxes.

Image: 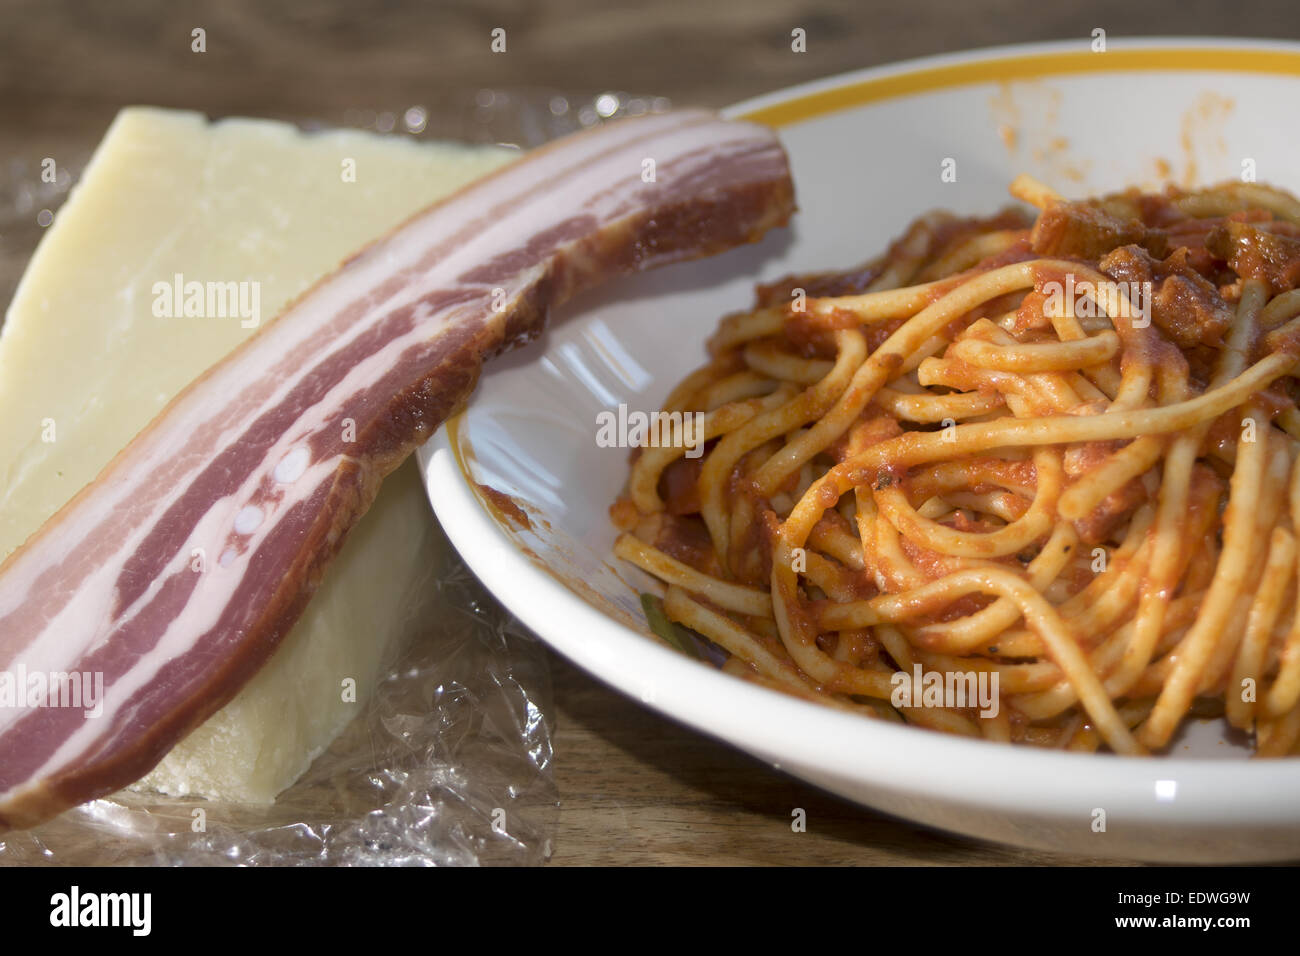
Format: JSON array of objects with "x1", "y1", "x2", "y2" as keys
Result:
[{"x1": 0, "y1": 107, "x2": 515, "y2": 802}]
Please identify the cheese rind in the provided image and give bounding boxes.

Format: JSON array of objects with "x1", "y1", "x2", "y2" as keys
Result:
[{"x1": 0, "y1": 107, "x2": 515, "y2": 802}]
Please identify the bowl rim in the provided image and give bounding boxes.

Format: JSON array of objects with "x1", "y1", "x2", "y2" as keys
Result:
[{"x1": 419, "y1": 37, "x2": 1300, "y2": 827}]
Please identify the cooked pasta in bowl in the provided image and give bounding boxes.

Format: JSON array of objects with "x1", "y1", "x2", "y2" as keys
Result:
[{"x1": 421, "y1": 39, "x2": 1300, "y2": 861}]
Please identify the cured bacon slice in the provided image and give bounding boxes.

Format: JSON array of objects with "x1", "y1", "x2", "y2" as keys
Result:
[{"x1": 0, "y1": 110, "x2": 795, "y2": 829}]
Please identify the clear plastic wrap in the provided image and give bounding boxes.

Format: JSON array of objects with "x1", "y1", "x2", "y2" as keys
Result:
[
  {"x1": 0, "y1": 88, "x2": 666, "y2": 866},
  {"x1": 0, "y1": 524, "x2": 558, "y2": 866}
]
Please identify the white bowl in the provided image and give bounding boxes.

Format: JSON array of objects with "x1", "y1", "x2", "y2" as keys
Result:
[{"x1": 419, "y1": 38, "x2": 1300, "y2": 862}]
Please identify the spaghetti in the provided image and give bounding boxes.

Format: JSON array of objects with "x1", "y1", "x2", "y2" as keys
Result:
[{"x1": 611, "y1": 176, "x2": 1300, "y2": 756}]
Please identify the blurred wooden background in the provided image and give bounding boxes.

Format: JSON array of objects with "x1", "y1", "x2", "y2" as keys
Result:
[
  {"x1": 7, "y1": 0, "x2": 1300, "y2": 146},
  {"x1": 4, "y1": 0, "x2": 1299, "y2": 866}
]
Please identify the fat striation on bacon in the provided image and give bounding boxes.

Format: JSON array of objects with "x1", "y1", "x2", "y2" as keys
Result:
[{"x1": 0, "y1": 109, "x2": 795, "y2": 830}]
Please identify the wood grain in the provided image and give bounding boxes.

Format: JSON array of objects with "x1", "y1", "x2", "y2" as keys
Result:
[{"x1": 547, "y1": 656, "x2": 1136, "y2": 865}]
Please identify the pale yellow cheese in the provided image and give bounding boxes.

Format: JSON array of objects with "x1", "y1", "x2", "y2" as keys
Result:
[{"x1": 0, "y1": 107, "x2": 515, "y2": 802}]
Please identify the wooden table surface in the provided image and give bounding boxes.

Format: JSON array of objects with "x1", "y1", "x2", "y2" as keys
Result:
[{"x1": 5, "y1": 0, "x2": 1299, "y2": 867}]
